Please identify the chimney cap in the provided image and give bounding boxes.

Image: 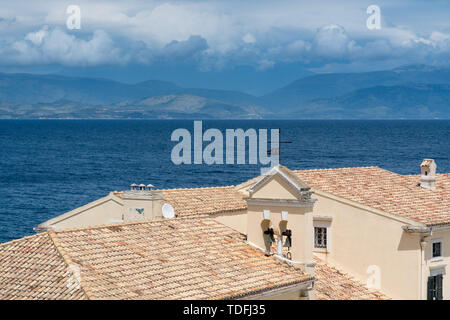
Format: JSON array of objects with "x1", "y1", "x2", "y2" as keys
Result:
[{"x1": 420, "y1": 159, "x2": 435, "y2": 167}]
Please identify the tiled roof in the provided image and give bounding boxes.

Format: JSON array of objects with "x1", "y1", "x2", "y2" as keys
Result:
[
  {"x1": 314, "y1": 256, "x2": 389, "y2": 300},
  {"x1": 161, "y1": 186, "x2": 247, "y2": 217},
  {"x1": 294, "y1": 167, "x2": 450, "y2": 226},
  {"x1": 163, "y1": 166, "x2": 449, "y2": 225},
  {"x1": 0, "y1": 233, "x2": 87, "y2": 300},
  {"x1": 113, "y1": 186, "x2": 247, "y2": 217},
  {"x1": 0, "y1": 218, "x2": 311, "y2": 300}
]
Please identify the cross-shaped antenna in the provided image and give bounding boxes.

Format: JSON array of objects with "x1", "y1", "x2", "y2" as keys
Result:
[{"x1": 268, "y1": 128, "x2": 292, "y2": 164}]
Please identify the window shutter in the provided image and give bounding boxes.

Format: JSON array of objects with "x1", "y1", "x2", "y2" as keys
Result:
[
  {"x1": 437, "y1": 274, "x2": 443, "y2": 300},
  {"x1": 427, "y1": 276, "x2": 435, "y2": 300}
]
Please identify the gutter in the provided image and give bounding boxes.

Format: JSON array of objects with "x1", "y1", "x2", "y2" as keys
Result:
[
  {"x1": 403, "y1": 223, "x2": 450, "y2": 237},
  {"x1": 238, "y1": 279, "x2": 314, "y2": 300},
  {"x1": 429, "y1": 224, "x2": 450, "y2": 232},
  {"x1": 402, "y1": 225, "x2": 431, "y2": 234}
]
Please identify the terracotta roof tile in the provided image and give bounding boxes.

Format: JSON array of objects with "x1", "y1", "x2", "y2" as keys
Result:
[
  {"x1": 0, "y1": 233, "x2": 87, "y2": 300},
  {"x1": 1, "y1": 218, "x2": 311, "y2": 300},
  {"x1": 294, "y1": 167, "x2": 450, "y2": 226},
  {"x1": 113, "y1": 186, "x2": 247, "y2": 217},
  {"x1": 160, "y1": 186, "x2": 247, "y2": 217},
  {"x1": 314, "y1": 256, "x2": 389, "y2": 300}
]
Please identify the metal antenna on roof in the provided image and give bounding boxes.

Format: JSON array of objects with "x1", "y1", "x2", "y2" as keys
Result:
[{"x1": 268, "y1": 128, "x2": 292, "y2": 165}]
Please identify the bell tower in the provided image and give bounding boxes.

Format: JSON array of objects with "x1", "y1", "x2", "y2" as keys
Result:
[{"x1": 245, "y1": 165, "x2": 316, "y2": 273}]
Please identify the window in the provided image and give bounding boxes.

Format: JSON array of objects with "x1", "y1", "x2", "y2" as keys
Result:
[
  {"x1": 313, "y1": 219, "x2": 331, "y2": 252},
  {"x1": 433, "y1": 242, "x2": 441, "y2": 258},
  {"x1": 314, "y1": 227, "x2": 327, "y2": 248},
  {"x1": 431, "y1": 239, "x2": 443, "y2": 261},
  {"x1": 428, "y1": 274, "x2": 443, "y2": 300}
]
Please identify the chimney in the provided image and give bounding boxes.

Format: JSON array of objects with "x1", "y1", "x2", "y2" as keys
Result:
[
  {"x1": 122, "y1": 183, "x2": 163, "y2": 222},
  {"x1": 420, "y1": 159, "x2": 437, "y2": 190}
]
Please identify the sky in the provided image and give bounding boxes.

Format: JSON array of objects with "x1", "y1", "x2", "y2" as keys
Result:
[{"x1": 0, "y1": 0, "x2": 449, "y2": 94}]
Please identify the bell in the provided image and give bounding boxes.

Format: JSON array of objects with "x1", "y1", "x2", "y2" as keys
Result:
[
  {"x1": 282, "y1": 229, "x2": 292, "y2": 248},
  {"x1": 268, "y1": 233, "x2": 275, "y2": 243},
  {"x1": 283, "y1": 236, "x2": 291, "y2": 248},
  {"x1": 264, "y1": 228, "x2": 275, "y2": 244}
]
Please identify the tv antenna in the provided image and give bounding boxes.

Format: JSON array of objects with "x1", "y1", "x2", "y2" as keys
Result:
[{"x1": 268, "y1": 128, "x2": 292, "y2": 164}]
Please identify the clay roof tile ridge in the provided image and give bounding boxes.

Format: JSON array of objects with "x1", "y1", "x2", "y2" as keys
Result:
[{"x1": 47, "y1": 230, "x2": 92, "y2": 299}]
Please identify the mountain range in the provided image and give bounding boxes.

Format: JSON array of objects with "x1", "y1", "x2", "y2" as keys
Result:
[{"x1": 0, "y1": 65, "x2": 449, "y2": 119}]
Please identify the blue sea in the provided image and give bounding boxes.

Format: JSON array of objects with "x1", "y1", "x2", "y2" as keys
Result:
[{"x1": 0, "y1": 120, "x2": 449, "y2": 243}]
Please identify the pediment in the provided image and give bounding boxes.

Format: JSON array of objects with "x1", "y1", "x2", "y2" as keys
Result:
[{"x1": 247, "y1": 165, "x2": 310, "y2": 200}]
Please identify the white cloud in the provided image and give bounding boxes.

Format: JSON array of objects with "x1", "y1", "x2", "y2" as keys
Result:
[
  {"x1": 0, "y1": 1, "x2": 450, "y2": 71},
  {"x1": 5, "y1": 27, "x2": 126, "y2": 66},
  {"x1": 25, "y1": 25, "x2": 49, "y2": 45},
  {"x1": 313, "y1": 25, "x2": 356, "y2": 59},
  {"x1": 163, "y1": 35, "x2": 208, "y2": 60}
]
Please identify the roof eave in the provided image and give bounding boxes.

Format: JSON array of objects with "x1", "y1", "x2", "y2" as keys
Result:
[{"x1": 232, "y1": 278, "x2": 314, "y2": 300}]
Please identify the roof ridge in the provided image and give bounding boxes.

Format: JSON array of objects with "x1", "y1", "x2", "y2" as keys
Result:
[
  {"x1": 47, "y1": 230, "x2": 92, "y2": 300},
  {"x1": 0, "y1": 232, "x2": 44, "y2": 247},
  {"x1": 293, "y1": 166, "x2": 381, "y2": 172},
  {"x1": 159, "y1": 185, "x2": 235, "y2": 191},
  {"x1": 180, "y1": 207, "x2": 247, "y2": 217},
  {"x1": 116, "y1": 185, "x2": 239, "y2": 194},
  {"x1": 51, "y1": 215, "x2": 211, "y2": 234}
]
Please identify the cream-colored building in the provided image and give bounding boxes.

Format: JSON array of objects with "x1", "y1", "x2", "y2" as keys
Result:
[
  {"x1": 25, "y1": 159, "x2": 450, "y2": 299},
  {"x1": 1, "y1": 165, "x2": 385, "y2": 300}
]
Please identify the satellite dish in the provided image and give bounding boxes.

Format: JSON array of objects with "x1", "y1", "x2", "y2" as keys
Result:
[{"x1": 162, "y1": 203, "x2": 175, "y2": 219}]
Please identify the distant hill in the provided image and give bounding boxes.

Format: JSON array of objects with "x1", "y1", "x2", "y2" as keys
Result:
[
  {"x1": 111, "y1": 94, "x2": 268, "y2": 119},
  {"x1": 0, "y1": 72, "x2": 267, "y2": 119},
  {"x1": 284, "y1": 84, "x2": 450, "y2": 119},
  {"x1": 0, "y1": 73, "x2": 259, "y2": 106},
  {"x1": 0, "y1": 94, "x2": 269, "y2": 119},
  {"x1": 0, "y1": 73, "x2": 149, "y2": 105},
  {"x1": 261, "y1": 65, "x2": 450, "y2": 111},
  {"x1": 0, "y1": 65, "x2": 449, "y2": 119}
]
